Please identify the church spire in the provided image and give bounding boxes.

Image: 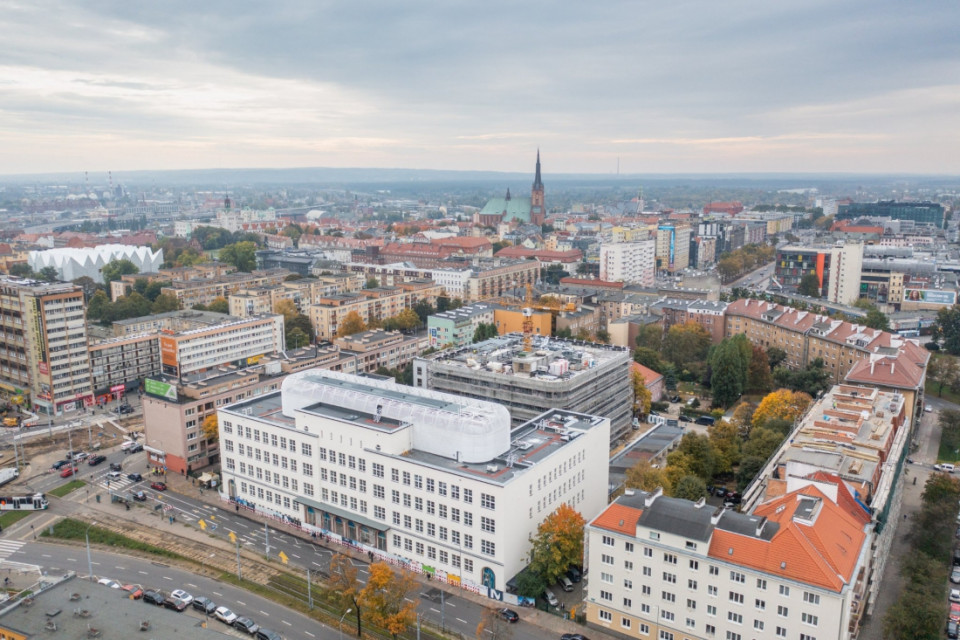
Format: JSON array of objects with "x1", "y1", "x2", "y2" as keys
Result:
[{"x1": 532, "y1": 149, "x2": 543, "y2": 191}]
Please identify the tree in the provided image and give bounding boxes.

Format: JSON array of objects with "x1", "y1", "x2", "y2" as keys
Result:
[
  {"x1": 730, "y1": 402, "x2": 756, "y2": 437},
  {"x1": 773, "y1": 358, "x2": 830, "y2": 397},
  {"x1": 274, "y1": 299, "x2": 299, "y2": 322},
  {"x1": 101, "y1": 258, "x2": 139, "y2": 286},
  {"x1": 202, "y1": 414, "x2": 219, "y2": 441},
  {"x1": 38, "y1": 266, "x2": 60, "y2": 282},
  {"x1": 143, "y1": 280, "x2": 171, "y2": 302},
  {"x1": 286, "y1": 327, "x2": 310, "y2": 350},
  {"x1": 708, "y1": 420, "x2": 741, "y2": 474},
  {"x1": 329, "y1": 553, "x2": 363, "y2": 638},
  {"x1": 709, "y1": 340, "x2": 747, "y2": 408},
  {"x1": 864, "y1": 306, "x2": 890, "y2": 331},
  {"x1": 671, "y1": 432, "x2": 717, "y2": 482},
  {"x1": 412, "y1": 300, "x2": 435, "y2": 324},
  {"x1": 473, "y1": 322, "x2": 498, "y2": 343},
  {"x1": 625, "y1": 459, "x2": 672, "y2": 494},
  {"x1": 219, "y1": 241, "x2": 258, "y2": 272},
  {"x1": 87, "y1": 290, "x2": 110, "y2": 323},
  {"x1": 71, "y1": 276, "x2": 101, "y2": 301},
  {"x1": 662, "y1": 322, "x2": 711, "y2": 371},
  {"x1": 736, "y1": 456, "x2": 766, "y2": 492},
  {"x1": 337, "y1": 311, "x2": 367, "y2": 337},
  {"x1": 929, "y1": 355, "x2": 960, "y2": 397},
  {"x1": 281, "y1": 224, "x2": 303, "y2": 246},
  {"x1": 634, "y1": 324, "x2": 664, "y2": 351},
  {"x1": 365, "y1": 277, "x2": 380, "y2": 289},
  {"x1": 673, "y1": 475, "x2": 708, "y2": 501},
  {"x1": 630, "y1": 369, "x2": 652, "y2": 416},
  {"x1": 8, "y1": 263, "x2": 32, "y2": 278},
  {"x1": 633, "y1": 347, "x2": 667, "y2": 374},
  {"x1": 746, "y1": 345, "x2": 774, "y2": 393},
  {"x1": 206, "y1": 296, "x2": 229, "y2": 314},
  {"x1": 528, "y1": 504, "x2": 586, "y2": 584},
  {"x1": 360, "y1": 563, "x2": 418, "y2": 640},
  {"x1": 595, "y1": 329, "x2": 611, "y2": 344},
  {"x1": 934, "y1": 304, "x2": 960, "y2": 355},
  {"x1": 752, "y1": 389, "x2": 812, "y2": 430},
  {"x1": 514, "y1": 569, "x2": 547, "y2": 599},
  {"x1": 742, "y1": 427, "x2": 785, "y2": 460},
  {"x1": 766, "y1": 346, "x2": 787, "y2": 369},
  {"x1": 391, "y1": 308, "x2": 421, "y2": 331},
  {"x1": 476, "y1": 607, "x2": 514, "y2": 640},
  {"x1": 797, "y1": 273, "x2": 821, "y2": 297},
  {"x1": 151, "y1": 293, "x2": 180, "y2": 314}
]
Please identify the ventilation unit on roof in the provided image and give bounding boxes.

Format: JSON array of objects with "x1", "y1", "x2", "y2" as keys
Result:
[
  {"x1": 486, "y1": 465, "x2": 499, "y2": 473},
  {"x1": 517, "y1": 441, "x2": 533, "y2": 451}
]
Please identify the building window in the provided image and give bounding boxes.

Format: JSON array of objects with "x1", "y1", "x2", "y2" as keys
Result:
[
  {"x1": 621, "y1": 618, "x2": 631, "y2": 629},
  {"x1": 601, "y1": 554, "x2": 614, "y2": 565},
  {"x1": 779, "y1": 585, "x2": 790, "y2": 596},
  {"x1": 802, "y1": 613, "x2": 818, "y2": 626},
  {"x1": 803, "y1": 592, "x2": 820, "y2": 605},
  {"x1": 730, "y1": 571, "x2": 745, "y2": 583},
  {"x1": 600, "y1": 591, "x2": 613, "y2": 602},
  {"x1": 664, "y1": 553, "x2": 677, "y2": 564},
  {"x1": 777, "y1": 605, "x2": 788, "y2": 617},
  {"x1": 481, "y1": 517, "x2": 495, "y2": 533},
  {"x1": 480, "y1": 493, "x2": 495, "y2": 509},
  {"x1": 480, "y1": 540, "x2": 495, "y2": 556},
  {"x1": 598, "y1": 610, "x2": 612, "y2": 622},
  {"x1": 727, "y1": 612, "x2": 742, "y2": 624},
  {"x1": 688, "y1": 579, "x2": 697, "y2": 590},
  {"x1": 755, "y1": 599, "x2": 765, "y2": 610},
  {"x1": 756, "y1": 578, "x2": 767, "y2": 590},
  {"x1": 729, "y1": 592, "x2": 744, "y2": 604}
]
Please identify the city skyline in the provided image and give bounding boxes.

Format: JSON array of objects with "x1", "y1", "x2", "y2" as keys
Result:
[{"x1": 2, "y1": 1, "x2": 959, "y2": 176}]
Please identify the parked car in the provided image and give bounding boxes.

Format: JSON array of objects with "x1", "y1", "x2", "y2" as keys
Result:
[
  {"x1": 118, "y1": 404, "x2": 134, "y2": 415},
  {"x1": 60, "y1": 467, "x2": 75, "y2": 478},
  {"x1": 542, "y1": 589, "x2": 559, "y2": 608},
  {"x1": 559, "y1": 576, "x2": 574, "y2": 592},
  {"x1": 88, "y1": 455, "x2": 107, "y2": 466},
  {"x1": 133, "y1": 490, "x2": 147, "y2": 502},
  {"x1": 163, "y1": 596, "x2": 188, "y2": 612},
  {"x1": 256, "y1": 629, "x2": 283, "y2": 640},
  {"x1": 954, "y1": 550, "x2": 960, "y2": 567},
  {"x1": 669, "y1": 396, "x2": 681, "y2": 403},
  {"x1": 143, "y1": 590, "x2": 165, "y2": 606},
  {"x1": 695, "y1": 415, "x2": 716, "y2": 426},
  {"x1": 215, "y1": 607, "x2": 238, "y2": 625},
  {"x1": 497, "y1": 608, "x2": 519, "y2": 623},
  {"x1": 73, "y1": 451, "x2": 89, "y2": 461},
  {"x1": 925, "y1": 405, "x2": 934, "y2": 413},
  {"x1": 52, "y1": 460, "x2": 70, "y2": 470},
  {"x1": 151, "y1": 482, "x2": 168, "y2": 491},
  {"x1": 951, "y1": 568, "x2": 960, "y2": 584},
  {"x1": 110, "y1": 462, "x2": 123, "y2": 471},
  {"x1": 949, "y1": 620, "x2": 959, "y2": 640},
  {"x1": 97, "y1": 578, "x2": 121, "y2": 589},
  {"x1": 951, "y1": 589, "x2": 960, "y2": 603},
  {"x1": 128, "y1": 444, "x2": 143, "y2": 453},
  {"x1": 170, "y1": 589, "x2": 193, "y2": 605},
  {"x1": 128, "y1": 473, "x2": 143, "y2": 482},
  {"x1": 565, "y1": 566, "x2": 582, "y2": 583},
  {"x1": 561, "y1": 635, "x2": 589, "y2": 640},
  {"x1": 193, "y1": 596, "x2": 217, "y2": 614},
  {"x1": 678, "y1": 414, "x2": 692, "y2": 423},
  {"x1": 122, "y1": 584, "x2": 144, "y2": 599},
  {"x1": 951, "y1": 602, "x2": 960, "y2": 622},
  {"x1": 234, "y1": 617, "x2": 260, "y2": 635}
]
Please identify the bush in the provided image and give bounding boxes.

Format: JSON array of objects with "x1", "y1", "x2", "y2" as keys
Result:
[
  {"x1": 651, "y1": 401, "x2": 670, "y2": 413},
  {"x1": 926, "y1": 342, "x2": 941, "y2": 351}
]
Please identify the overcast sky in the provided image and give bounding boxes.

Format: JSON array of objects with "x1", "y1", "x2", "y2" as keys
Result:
[{"x1": 2, "y1": 0, "x2": 959, "y2": 176}]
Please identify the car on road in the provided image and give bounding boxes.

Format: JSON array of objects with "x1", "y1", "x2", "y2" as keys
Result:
[
  {"x1": 133, "y1": 490, "x2": 147, "y2": 502},
  {"x1": 193, "y1": 596, "x2": 217, "y2": 614},
  {"x1": 52, "y1": 460, "x2": 70, "y2": 470},
  {"x1": 97, "y1": 578, "x2": 121, "y2": 589},
  {"x1": 143, "y1": 590, "x2": 165, "y2": 606},
  {"x1": 234, "y1": 617, "x2": 260, "y2": 635},
  {"x1": 678, "y1": 414, "x2": 692, "y2": 422},
  {"x1": 118, "y1": 404, "x2": 135, "y2": 415},
  {"x1": 215, "y1": 606, "x2": 238, "y2": 625},
  {"x1": 170, "y1": 589, "x2": 193, "y2": 605},
  {"x1": 256, "y1": 629, "x2": 283, "y2": 640},
  {"x1": 561, "y1": 635, "x2": 589, "y2": 640},
  {"x1": 163, "y1": 596, "x2": 188, "y2": 611},
  {"x1": 107, "y1": 471, "x2": 122, "y2": 480},
  {"x1": 497, "y1": 608, "x2": 519, "y2": 623},
  {"x1": 60, "y1": 467, "x2": 75, "y2": 478},
  {"x1": 122, "y1": 584, "x2": 143, "y2": 599},
  {"x1": 128, "y1": 473, "x2": 143, "y2": 482},
  {"x1": 110, "y1": 462, "x2": 123, "y2": 472},
  {"x1": 88, "y1": 455, "x2": 107, "y2": 466},
  {"x1": 73, "y1": 451, "x2": 89, "y2": 461},
  {"x1": 151, "y1": 482, "x2": 168, "y2": 491},
  {"x1": 128, "y1": 444, "x2": 143, "y2": 453}
]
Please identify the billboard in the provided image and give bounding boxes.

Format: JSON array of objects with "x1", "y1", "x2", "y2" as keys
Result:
[
  {"x1": 904, "y1": 289, "x2": 956, "y2": 305},
  {"x1": 159, "y1": 336, "x2": 178, "y2": 367},
  {"x1": 145, "y1": 378, "x2": 178, "y2": 401}
]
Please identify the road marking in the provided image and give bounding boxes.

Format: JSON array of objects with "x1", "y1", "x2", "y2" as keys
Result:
[
  {"x1": 404, "y1": 598, "x2": 414, "y2": 603},
  {"x1": 457, "y1": 618, "x2": 468, "y2": 624},
  {"x1": 42, "y1": 554, "x2": 51, "y2": 558},
  {"x1": 91, "y1": 561, "x2": 100, "y2": 565},
  {"x1": 359, "y1": 569, "x2": 368, "y2": 574},
  {"x1": 313, "y1": 561, "x2": 323, "y2": 567},
  {"x1": 213, "y1": 591, "x2": 223, "y2": 597},
  {"x1": 225, "y1": 528, "x2": 236, "y2": 534},
  {"x1": 238, "y1": 601, "x2": 246, "y2": 606},
  {"x1": 115, "y1": 566, "x2": 125, "y2": 570},
  {"x1": 186, "y1": 583, "x2": 198, "y2": 588},
  {"x1": 305, "y1": 633, "x2": 315, "y2": 638},
  {"x1": 281, "y1": 620, "x2": 291, "y2": 627},
  {"x1": 447, "y1": 602, "x2": 456, "y2": 608},
  {"x1": 291, "y1": 554, "x2": 300, "y2": 559},
  {"x1": 162, "y1": 576, "x2": 172, "y2": 581},
  {"x1": 139, "y1": 570, "x2": 149, "y2": 575},
  {"x1": 67, "y1": 558, "x2": 77, "y2": 562},
  {"x1": 260, "y1": 610, "x2": 269, "y2": 616},
  {"x1": 430, "y1": 608, "x2": 440, "y2": 614}
]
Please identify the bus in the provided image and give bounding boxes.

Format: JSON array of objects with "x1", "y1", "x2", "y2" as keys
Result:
[{"x1": 0, "y1": 493, "x2": 48, "y2": 511}]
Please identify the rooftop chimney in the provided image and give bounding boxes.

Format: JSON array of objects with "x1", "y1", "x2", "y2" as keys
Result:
[{"x1": 644, "y1": 487, "x2": 663, "y2": 508}]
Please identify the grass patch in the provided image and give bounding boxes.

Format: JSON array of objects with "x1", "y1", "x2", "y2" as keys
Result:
[
  {"x1": 48, "y1": 480, "x2": 86, "y2": 497},
  {"x1": 938, "y1": 439, "x2": 960, "y2": 465},
  {"x1": 0, "y1": 510, "x2": 33, "y2": 528},
  {"x1": 926, "y1": 378, "x2": 960, "y2": 406},
  {"x1": 41, "y1": 518, "x2": 187, "y2": 561}
]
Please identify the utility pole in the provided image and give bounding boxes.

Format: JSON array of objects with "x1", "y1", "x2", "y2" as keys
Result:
[
  {"x1": 306, "y1": 568, "x2": 312, "y2": 608},
  {"x1": 235, "y1": 537, "x2": 242, "y2": 580},
  {"x1": 264, "y1": 522, "x2": 270, "y2": 556}
]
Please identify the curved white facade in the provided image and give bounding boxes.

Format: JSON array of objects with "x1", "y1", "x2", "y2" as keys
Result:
[
  {"x1": 281, "y1": 369, "x2": 511, "y2": 463},
  {"x1": 29, "y1": 245, "x2": 164, "y2": 282}
]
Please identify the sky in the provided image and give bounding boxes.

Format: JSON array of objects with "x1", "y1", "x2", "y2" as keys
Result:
[{"x1": 2, "y1": 0, "x2": 960, "y2": 176}]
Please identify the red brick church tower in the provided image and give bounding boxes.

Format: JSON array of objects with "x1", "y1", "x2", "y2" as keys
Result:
[{"x1": 530, "y1": 150, "x2": 545, "y2": 225}]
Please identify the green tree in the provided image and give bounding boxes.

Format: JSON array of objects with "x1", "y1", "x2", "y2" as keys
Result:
[
  {"x1": 207, "y1": 296, "x2": 230, "y2": 314},
  {"x1": 746, "y1": 345, "x2": 774, "y2": 393},
  {"x1": 38, "y1": 266, "x2": 60, "y2": 282},
  {"x1": 708, "y1": 420, "x2": 741, "y2": 475},
  {"x1": 673, "y1": 475, "x2": 708, "y2": 501},
  {"x1": 143, "y1": 280, "x2": 171, "y2": 302},
  {"x1": 935, "y1": 304, "x2": 960, "y2": 355},
  {"x1": 365, "y1": 277, "x2": 380, "y2": 289},
  {"x1": 928, "y1": 355, "x2": 960, "y2": 398},
  {"x1": 412, "y1": 300, "x2": 435, "y2": 324},
  {"x1": 8, "y1": 263, "x2": 33, "y2": 278},
  {"x1": 773, "y1": 358, "x2": 830, "y2": 397},
  {"x1": 742, "y1": 427, "x2": 784, "y2": 460},
  {"x1": 286, "y1": 327, "x2": 310, "y2": 350},
  {"x1": 633, "y1": 347, "x2": 667, "y2": 374},
  {"x1": 709, "y1": 340, "x2": 746, "y2": 408},
  {"x1": 514, "y1": 569, "x2": 547, "y2": 599},
  {"x1": 625, "y1": 459, "x2": 672, "y2": 495},
  {"x1": 101, "y1": 258, "x2": 139, "y2": 286},
  {"x1": 864, "y1": 306, "x2": 890, "y2": 331},
  {"x1": 71, "y1": 276, "x2": 101, "y2": 301},
  {"x1": 736, "y1": 456, "x2": 766, "y2": 492},
  {"x1": 595, "y1": 329, "x2": 610, "y2": 344},
  {"x1": 634, "y1": 324, "x2": 664, "y2": 351},
  {"x1": 766, "y1": 346, "x2": 787, "y2": 369},
  {"x1": 87, "y1": 290, "x2": 110, "y2": 323},
  {"x1": 473, "y1": 322, "x2": 499, "y2": 343},
  {"x1": 797, "y1": 273, "x2": 821, "y2": 297},
  {"x1": 219, "y1": 241, "x2": 258, "y2": 272},
  {"x1": 528, "y1": 504, "x2": 586, "y2": 584},
  {"x1": 151, "y1": 293, "x2": 180, "y2": 313},
  {"x1": 669, "y1": 432, "x2": 716, "y2": 483},
  {"x1": 662, "y1": 322, "x2": 711, "y2": 371}
]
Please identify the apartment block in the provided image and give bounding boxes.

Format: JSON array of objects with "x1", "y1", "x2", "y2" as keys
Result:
[
  {"x1": 837, "y1": 200, "x2": 945, "y2": 228},
  {"x1": 656, "y1": 225, "x2": 692, "y2": 273},
  {"x1": 309, "y1": 282, "x2": 442, "y2": 341},
  {"x1": 412, "y1": 335, "x2": 632, "y2": 443},
  {"x1": 88, "y1": 333, "x2": 161, "y2": 401},
  {"x1": 158, "y1": 314, "x2": 285, "y2": 378},
  {"x1": 585, "y1": 483, "x2": 870, "y2": 640},
  {"x1": 650, "y1": 299, "x2": 728, "y2": 344},
  {"x1": 775, "y1": 242, "x2": 863, "y2": 305},
  {"x1": 160, "y1": 269, "x2": 290, "y2": 308},
  {"x1": 427, "y1": 303, "x2": 497, "y2": 348},
  {"x1": 332, "y1": 329, "x2": 422, "y2": 374},
  {"x1": 600, "y1": 241, "x2": 656, "y2": 286},
  {"x1": 0, "y1": 277, "x2": 92, "y2": 415},
  {"x1": 217, "y1": 369, "x2": 610, "y2": 590}
]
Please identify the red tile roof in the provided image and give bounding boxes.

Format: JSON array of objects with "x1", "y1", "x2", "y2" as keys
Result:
[
  {"x1": 592, "y1": 504, "x2": 644, "y2": 535},
  {"x1": 844, "y1": 355, "x2": 925, "y2": 390},
  {"x1": 631, "y1": 362, "x2": 664, "y2": 386}
]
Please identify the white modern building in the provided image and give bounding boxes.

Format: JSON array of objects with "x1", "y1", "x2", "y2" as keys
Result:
[
  {"x1": 28, "y1": 245, "x2": 163, "y2": 282},
  {"x1": 159, "y1": 314, "x2": 285, "y2": 378},
  {"x1": 600, "y1": 241, "x2": 656, "y2": 286},
  {"x1": 826, "y1": 241, "x2": 865, "y2": 306},
  {"x1": 585, "y1": 481, "x2": 871, "y2": 640},
  {"x1": 218, "y1": 369, "x2": 610, "y2": 591}
]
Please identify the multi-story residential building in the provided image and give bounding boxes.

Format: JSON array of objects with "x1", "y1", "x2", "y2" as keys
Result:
[
  {"x1": 160, "y1": 269, "x2": 290, "y2": 308},
  {"x1": 110, "y1": 262, "x2": 236, "y2": 301},
  {"x1": 413, "y1": 334, "x2": 633, "y2": 443},
  {"x1": 345, "y1": 259, "x2": 539, "y2": 302},
  {"x1": 464, "y1": 260, "x2": 540, "y2": 301},
  {"x1": 724, "y1": 299, "x2": 929, "y2": 414},
  {"x1": 650, "y1": 299, "x2": 728, "y2": 343},
  {"x1": 689, "y1": 236, "x2": 717, "y2": 269},
  {"x1": 229, "y1": 274, "x2": 364, "y2": 318},
  {"x1": 427, "y1": 304, "x2": 497, "y2": 348},
  {"x1": 112, "y1": 309, "x2": 236, "y2": 337},
  {"x1": 309, "y1": 282, "x2": 443, "y2": 341},
  {"x1": 837, "y1": 200, "x2": 945, "y2": 228},
  {"x1": 143, "y1": 345, "x2": 357, "y2": 473},
  {"x1": 158, "y1": 314, "x2": 285, "y2": 378},
  {"x1": 217, "y1": 369, "x2": 610, "y2": 590},
  {"x1": 600, "y1": 241, "x2": 656, "y2": 286},
  {"x1": 774, "y1": 242, "x2": 864, "y2": 305},
  {"x1": 88, "y1": 333, "x2": 161, "y2": 402},
  {"x1": 742, "y1": 384, "x2": 910, "y2": 626},
  {"x1": 0, "y1": 277, "x2": 92, "y2": 415},
  {"x1": 732, "y1": 210, "x2": 795, "y2": 235},
  {"x1": 585, "y1": 481, "x2": 870, "y2": 640},
  {"x1": 655, "y1": 225, "x2": 692, "y2": 273},
  {"x1": 332, "y1": 329, "x2": 422, "y2": 374},
  {"x1": 376, "y1": 238, "x2": 493, "y2": 269}
]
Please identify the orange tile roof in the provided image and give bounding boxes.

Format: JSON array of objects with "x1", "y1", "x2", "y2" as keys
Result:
[
  {"x1": 709, "y1": 485, "x2": 867, "y2": 592},
  {"x1": 631, "y1": 362, "x2": 664, "y2": 386},
  {"x1": 845, "y1": 356, "x2": 924, "y2": 389},
  {"x1": 592, "y1": 504, "x2": 643, "y2": 536}
]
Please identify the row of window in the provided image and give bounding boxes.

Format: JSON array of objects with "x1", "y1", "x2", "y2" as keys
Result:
[{"x1": 596, "y1": 608, "x2": 818, "y2": 639}]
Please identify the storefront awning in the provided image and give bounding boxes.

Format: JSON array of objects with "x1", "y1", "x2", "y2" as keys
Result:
[
  {"x1": 296, "y1": 494, "x2": 386, "y2": 532},
  {"x1": 144, "y1": 445, "x2": 164, "y2": 456}
]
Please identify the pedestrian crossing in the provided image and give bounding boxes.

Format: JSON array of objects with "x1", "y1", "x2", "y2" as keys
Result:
[
  {"x1": 0, "y1": 540, "x2": 25, "y2": 562},
  {"x1": 91, "y1": 471, "x2": 142, "y2": 492}
]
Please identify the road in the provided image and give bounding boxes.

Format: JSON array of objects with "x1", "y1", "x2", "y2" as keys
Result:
[{"x1": 726, "y1": 261, "x2": 775, "y2": 290}]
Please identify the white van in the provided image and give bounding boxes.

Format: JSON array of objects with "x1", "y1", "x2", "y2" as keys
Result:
[
  {"x1": 120, "y1": 440, "x2": 136, "y2": 452},
  {"x1": 938, "y1": 463, "x2": 956, "y2": 473}
]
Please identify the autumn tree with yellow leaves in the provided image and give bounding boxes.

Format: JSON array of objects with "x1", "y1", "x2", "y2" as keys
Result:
[
  {"x1": 336, "y1": 311, "x2": 367, "y2": 338},
  {"x1": 360, "y1": 563, "x2": 418, "y2": 640},
  {"x1": 328, "y1": 554, "x2": 363, "y2": 638},
  {"x1": 528, "y1": 503, "x2": 586, "y2": 584},
  {"x1": 751, "y1": 389, "x2": 812, "y2": 430}
]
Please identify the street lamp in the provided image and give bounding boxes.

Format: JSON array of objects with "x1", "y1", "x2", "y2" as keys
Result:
[
  {"x1": 339, "y1": 608, "x2": 353, "y2": 640},
  {"x1": 85, "y1": 521, "x2": 98, "y2": 582}
]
